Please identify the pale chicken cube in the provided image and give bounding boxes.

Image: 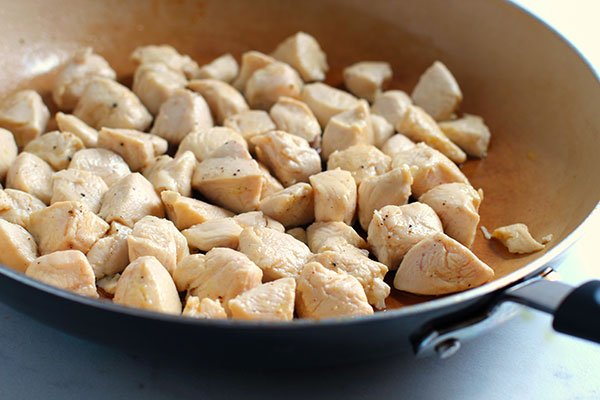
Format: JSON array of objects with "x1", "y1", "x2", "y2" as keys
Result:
[
  {"x1": 208, "y1": 140, "x2": 253, "y2": 160},
  {"x1": 26, "y1": 250, "x2": 98, "y2": 298},
  {"x1": 301, "y1": 83, "x2": 359, "y2": 127},
  {"x1": 52, "y1": 48, "x2": 117, "y2": 111},
  {"x1": 233, "y1": 211, "x2": 285, "y2": 232},
  {"x1": 24, "y1": 131, "x2": 84, "y2": 170},
  {"x1": 420, "y1": 183, "x2": 483, "y2": 248},
  {"x1": 343, "y1": 61, "x2": 392, "y2": 102},
  {"x1": 160, "y1": 190, "x2": 233, "y2": 230},
  {"x1": 6, "y1": 152, "x2": 53, "y2": 204},
  {"x1": 438, "y1": 114, "x2": 492, "y2": 158},
  {"x1": 321, "y1": 100, "x2": 373, "y2": 160},
  {"x1": 96, "y1": 273, "x2": 120, "y2": 297},
  {"x1": 150, "y1": 88, "x2": 213, "y2": 145},
  {"x1": 131, "y1": 45, "x2": 200, "y2": 78},
  {"x1": 69, "y1": 148, "x2": 130, "y2": 187},
  {"x1": 0, "y1": 90, "x2": 50, "y2": 148},
  {"x1": 269, "y1": 96, "x2": 321, "y2": 147},
  {"x1": 411, "y1": 61, "x2": 462, "y2": 121},
  {"x1": 0, "y1": 189, "x2": 45, "y2": 227},
  {"x1": 87, "y1": 222, "x2": 132, "y2": 279},
  {"x1": 238, "y1": 226, "x2": 312, "y2": 281},
  {"x1": 0, "y1": 219, "x2": 38, "y2": 272},
  {"x1": 175, "y1": 126, "x2": 247, "y2": 162},
  {"x1": 258, "y1": 183, "x2": 314, "y2": 228},
  {"x1": 358, "y1": 165, "x2": 413, "y2": 230},
  {"x1": 187, "y1": 79, "x2": 249, "y2": 124},
  {"x1": 367, "y1": 203, "x2": 443, "y2": 270},
  {"x1": 0, "y1": 128, "x2": 17, "y2": 182},
  {"x1": 306, "y1": 221, "x2": 368, "y2": 253},
  {"x1": 183, "y1": 296, "x2": 227, "y2": 319},
  {"x1": 258, "y1": 162, "x2": 284, "y2": 199},
  {"x1": 296, "y1": 261, "x2": 373, "y2": 320},
  {"x1": 232, "y1": 51, "x2": 276, "y2": 91},
  {"x1": 286, "y1": 227, "x2": 307, "y2": 244},
  {"x1": 142, "y1": 151, "x2": 195, "y2": 196},
  {"x1": 55, "y1": 112, "x2": 99, "y2": 147},
  {"x1": 394, "y1": 233, "x2": 494, "y2": 295},
  {"x1": 309, "y1": 169, "x2": 357, "y2": 225},
  {"x1": 182, "y1": 217, "x2": 243, "y2": 252},
  {"x1": 371, "y1": 90, "x2": 411, "y2": 128},
  {"x1": 99, "y1": 173, "x2": 165, "y2": 227},
  {"x1": 51, "y1": 169, "x2": 108, "y2": 213},
  {"x1": 114, "y1": 256, "x2": 182, "y2": 315},
  {"x1": 371, "y1": 114, "x2": 394, "y2": 148},
  {"x1": 327, "y1": 144, "x2": 391, "y2": 185},
  {"x1": 491, "y1": 223, "x2": 547, "y2": 254},
  {"x1": 381, "y1": 133, "x2": 415, "y2": 158},
  {"x1": 245, "y1": 62, "x2": 303, "y2": 110},
  {"x1": 132, "y1": 62, "x2": 187, "y2": 115},
  {"x1": 224, "y1": 110, "x2": 276, "y2": 151},
  {"x1": 195, "y1": 54, "x2": 239, "y2": 83},
  {"x1": 29, "y1": 201, "x2": 109, "y2": 255},
  {"x1": 97, "y1": 127, "x2": 167, "y2": 172},
  {"x1": 229, "y1": 277, "x2": 296, "y2": 321},
  {"x1": 392, "y1": 143, "x2": 469, "y2": 197},
  {"x1": 253, "y1": 130, "x2": 321, "y2": 187},
  {"x1": 271, "y1": 32, "x2": 328, "y2": 82},
  {"x1": 173, "y1": 254, "x2": 206, "y2": 292}
]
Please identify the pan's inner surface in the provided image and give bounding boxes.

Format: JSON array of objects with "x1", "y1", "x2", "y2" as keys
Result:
[{"x1": 1, "y1": 0, "x2": 599, "y2": 311}]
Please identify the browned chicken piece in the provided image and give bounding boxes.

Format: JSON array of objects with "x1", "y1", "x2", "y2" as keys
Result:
[
  {"x1": 187, "y1": 79, "x2": 249, "y2": 124},
  {"x1": 69, "y1": 148, "x2": 131, "y2": 188},
  {"x1": 0, "y1": 90, "x2": 50, "y2": 148},
  {"x1": 26, "y1": 250, "x2": 98, "y2": 298},
  {"x1": 358, "y1": 165, "x2": 413, "y2": 230},
  {"x1": 229, "y1": 277, "x2": 296, "y2": 321},
  {"x1": 29, "y1": 201, "x2": 109, "y2": 255},
  {"x1": 97, "y1": 127, "x2": 167, "y2": 172},
  {"x1": 327, "y1": 144, "x2": 391, "y2": 185},
  {"x1": 367, "y1": 203, "x2": 443, "y2": 270},
  {"x1": 258, "y1": 162, "x2": 284, "y2": 199},
  {"x1": 183, "y1": 217, "x2": 243, "y2": 252},
  {"x1": 252, "y1": 130, "x2": 321, "y2": 187},
  {"x1": 286, "y1": 227, "x2": 307, "y2": 244},
  {"x1": 309, "y1": 169, "x2": 357, "y2": 225},
  {"x1": 392, "y1": 143, "x2": 469, "y2": 198},
  {"x1": 142, "y1": 151, "x2": 196, "y2": 196},
  {"x1": 132, "y1": 62, "x2": 187, "y2": 115},
  {"x1": 420, "y1": 183, "x2": 483, "y2": 248},
  {"x1": 160, "y1": 190, "x2": 233, "y2": 230},
  {"x1": 131, "y1": 45, "x2": 200, "y2": 79},
  {"x1": 87, "y1": 222, "x2": 132, "y2": 279},
  {"x1": 6, "y1": 152, "x2": 53, "y2": 204},
  {"x1": 394, "y1": 233, "x2": 494, "y2": 295},
  {"x1": 73, "y1": 78, "x2": 152, "y2": 131},
  {"x1": 259, "y1": 182, "x2": 314, "y2": 228},
  {"x1": 195, "y1": 54, "x2": 239, "y2": 83},
  {"x1": 301, "y1": 83, "x2": 359, "y2": 127},
  {"x1": 245, "y1": 62, "x2": 304, "y2": 110},
  {"x1": 99, "y1": 173, "x2": 165, "y2": 228},
  {"x1": 51, "y1": 169, "x2": 109, "y2": 213},
  {"x1": 114, "y1": 256, "x2": 182, "y2": 315},
  {"x1": 55, "y1": 112, "x2": 99, "y2": 147},
  {"x1": 411, "y1": 61, "x2": 462, "y2": 121},
  {"x1": 0, "y1": 128, "x2": 17, "y2": 181},
  {"x1": 233, "y1": 211, "x2": 285, "y2": 232},
  {"x1": 306, "y1": 221, "x2": 368, "y2": 253},
  {"x1": 491, "y1": 223, "x2": 547, "y2": 254},
  {"x1": 371, "y1": 90, "x2": 411, "y2": 128},
  {"x1": 238, "y1": 226, "x2": 312, "y2": 281},
  {"x1": 438, "y1": 114, "x2": 492, "y2": 158},
  {"x1": 371, "y1": 114, "x2": 394, "y2": 148},
  {"x1": 183, "y1": 296, "x2": 227, "y2": 319},
  {"x1": 321, "y1": 100, "x2": 373, "y2": 160},
  {"x1": 176, "y1": 126, "x2": 247, "y2": 162},
  {"x1": 96, "y1": 273, "x2": 120, "y2": 296},
  {"x1": 296, "y1": 261, "x2": 373, "y2": 320},
  {"x1": 0, "y1": 219, "x2": 38, "y2": 272},
  {"x1": 232, "y1": 51, "x2": 276, "y2": 91},
  {"x1": 343, "y1": 62, "x2": 392, "y2": 102},
  {"x1": 0, "y1": 188, "x2": 46, "y2": 227},
  {"x1": 24, "y1": 131, "x2": 84, "y2": 170},
  {"x1": 173, "y1": 254, "x2": 205, "y2": 292},
  {"x1": 269, "y1": 96, "x2": 321, "y2": 148},
  {"x1": 271, "y1": 32, "x2": 328, "y2": 82},
  {"x1": 224, "y1": 110, "x2": 276, "y2": 150},
  {"x1": 381, "y1": 133, "x2": 415, "y2": 158}
]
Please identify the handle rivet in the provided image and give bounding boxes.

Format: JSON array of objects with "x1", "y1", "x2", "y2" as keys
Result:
[{"x1": 435, "y1": 338, "x2": 461, "y2": 359}]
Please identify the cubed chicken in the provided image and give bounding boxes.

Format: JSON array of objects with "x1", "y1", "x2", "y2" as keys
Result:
[
  {"x1": 491, "y1": 223, "x2": 547, "y2": 254},
  {"x1": 96, "y1": 273, "x2": 120, "y2": 297},
  {"x1": 371, "y1": 114, "x2": 394, "y2": 148},
  {"x1": 132, "y1": 62, "x2": 187, "y2": 115},
  {"x1": 6, "y1": 152, "x2": 53, "y2": 204},
  {"x1": 142, "y1": 151, "x2": 196, "y2": 196},
  {"x1": 23, "y1": 131, "x2": 84, "y2": 171},
  {"x1": 183, "y1": 296, "x2": 227, "y2": 319},
  {"x1": 0, "y1": 90, "x2": 50, "y2": 148},
  {"x1": 187, "y1": 79, "x2": 249, "y2": 124},
  {"x1": 381, "y1": 133, "x2": 415, "y2": 158},
  {"x1": 411, "y1": 61, "x2": 462, "y2": 121},
  {"x1": 233, "y1": 211, "x2": 285, "y2": 232},
  {"x1": 0, "y1": 219, "x2": 38, "y2": 272},
  {"x1": 224, "y1": 110, "x2": 276, "y2": 149},
  {"x1": 269, "y1": 96, "x2": 321, "y2": 148},
  {"x1": 228, "y1": 277, "x2": 296, "y2": 321},
  {"x1": 271, "y1": 32, "x2": 328, "y2": 82},
  {"x1": 69, "y1": 148, "x2": 131, "y2": 187},
  {"x1": 0, "y1": 188, "x2": 46, "y2": 227},
  {"x1": 195, "y1": 54, "x2": 239, "y2": 83},
  {"x1": 176, "y1": 126, "x2": 247, "y2": 162},
  {"x1": 97, "y1": 127, "x2": 167, "y2": 172},
  {"x1": 183, "y1": 217, "x2": 243, "y2": 252},
  {"x1": 343, "y1": 61, "x2": 392, "y2": 102},
  {"x1": 371, "y1": 90, "x2": 411, "y2": 128},
  {"x1": 55, "y1": 112, "x2": 99, "y2": 147},
  {"x1": 160, "y1": 190, "x2": 233, "y2": 230},
  {"x1": 0, "y1": 128, "x2": 18, "y2": 181},
  {"x1": 173, "y1": 254, "x2": 206, "y2": 292},
  {"x1": 245, "y1": 62, "x2": 303, "y2": 110},
  {"x1": 309, "y1": 169, "x2": 357, "y2": 225},
  {"x1": 306, "y1": 221, "x2": 368, "y2": 253},
  {"x1": 258, "y1": 163, "x2": 284, "y2": 199},
  {"x1": 327, "y1": 144, "x2": 391, "y2": 185},
  {"x1": 131, "y1": 45, "x2": 200, "y2": 78},
  {"x1": 321, "y1": 100, "x2": 373, "y2": 160},
  {"x1": 208, "y1": 141, "x2": 253, "y2": 160},
  {"x1": 87, "y1": 222, "x2": 131, "y2": 279},
  {"x1": 51, "y1": 169, "x2": 108, "y2": 213},
  {"x1": 438, "y1": 114, "x2": 492, "y2": 158},
  {"x1": 286, "y1": 227, "x2": 307, "y2": 244},
  {"x1": 233, "y1": 51, "x2": 276, "y2": 91},
  {"x1": 394, "y1": 233, "x2": 494, "y2": 295},
  {"x1": 259, "y1": 182, "x2": 314, "y2": 228},
  {"x1": 367, "y1": 203, "x2": 443, "y2": 270},
  {"x1": 301, "y1": 83, "x2": 359, "y2": 127}
]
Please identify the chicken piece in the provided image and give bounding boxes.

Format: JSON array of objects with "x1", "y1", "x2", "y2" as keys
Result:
[
  {"x1": 192, "y1": 156, "x2": 263, "y2": 213},
  {"x1": 286, "y1": 227, "x2": 307, "y2": 244},
  {"x1": 229, "y1": 277, "x2": 296, "y2": 321},
  {"x1": 0, "y1": 90, "x2": 50, "y2": 148},
  {"x1": 173, "y1": 254, "x2": 205, "y2": 292},
  {"x1": 132, "y1": 62, "x2": 187, "y2": 115},
  {"x1": 52, "y1": 48, "x2": 116, "y2": 111},
  {"x1": 51, "y1": 169, "x2": 108, "y2": 213},
  {"x1": 271, "y1": 32, "x2": 328, "y2": 82},
  {"x1": 371, "y1": 90, "x2": 411, "y2": 128},
  {"x1": 238, "y1": 226, "x2": 312, "y2": 281},
  {"x1": 23, "y1": 131, "x2": 84, "y2": 171},
  {"x1": 150, "y1": 88, "x2": 213, "y2": 145},
  {"x1": 259, "y1": 183, "x2": 314, "y2": 228},
  {"x1": 233, "y1": 211, "x2": 285, "y2": 232},
  {"x1": 327, "y1": 144, "x2": 391, "y2": 185},
  {"x1": 6, "y1": 152, "x2": 53, "y2": 204},
  {"x1": 97, "y1": 127, "x2": 167, "y2": 172},
  {"x1": 343, "y1": 62, "x2": 392, "y2": 102},
  {"x1": 0, "y1": 128, "x2": 17, "y2": 182},
  {"x1": 411, "y1": 61, "x2": 462, "y2": 121},
  {"x1": 258, "y1": 162, "x2": 284, "y2": 199},
  {"x1": 187, "y1": 79, "x2": 249, "y2": 124},
  {"x1": 183, "y1": 296, "x2": 227, "y2": 319},
  {"x1": 131, "y1": 45, "x2": 200, "y2": 78},
  {"x1": 195, "y1": 54, "x2": 239, "y2": 83},
  {"x1": 398, "y1": 105, "x2": 466, "y2": 164},
  {"x1": 321, "y1": 100, "x2": 373, "y2": 160},
  {"x1": 371, "y1": 114, "x2": 394, "y2": 148},
  {"x1": 183, "y1": 218, "x2": 243, "y2": 252},
  {"x1": 0, "y1": 219, "x2": 38, "y2": 272},
  {"x1": 438, "y1": 114, "x2": 491, "y2": 158},
  {"x1": 296, "y1": 262, "x2": 373, "y2": 319},
  {"x1": 208, "y1": 140, "x2": 253, "y2": 160},
  {"x1": 309, "y1": 169, "x2": 357, "y2": 225},
  {"x1": 245, "y1": 62, "x2": 303, "y2": 110},
  {"x1": 69, "y1": 148, "x2": 130, "y2": 187},
  {"x1": 87, "y1": 222, "x2": 131, "y2": 279},
  {"x1": 269, "y1": 96, "x2": 321, "y2": 148},
  {"x1": 252, "y1": 130, "x2": 321, "y2": 187},
  {"x1": 301, "y1": 83, "x2": 359, "y2": 127},
  {"x1": 420, "y1": 183, "x2": 483, "y2": 248},
  {"x1": 142, "y1": 151, "x2": 195, "y2": 196},
  {"x1": 55, "y1": 112, "x2": 99, "y2": 147},
  {"x1": 114, "y1": 256, "x2": 182, "y2": 315},
  {"x1": 175, "y1": 126, "x2": 247, "y2": 163},
  {"x1": 0, "y1": 189, "x2": 45, "y2": 227},
  {"x1": 392, "y1": 143, "x2": 469, "y2": 198},
  {"x1": 394, "y1": 233, "x2": 494, "y2": 295},
  {"x1": 224, "y1": 110, "x2": 275, "y2": 150},
  {"x1": 96, "y1": 273, "x2": 120, "y2": 297},
  {"x1": 381, "y1": 133, "x2": 415, "y2": 158},
  {"x1": 160, "y1": 190, "x2": 233, "y2": 230},
  {"x1": 358, "y1": 165, "x2": 413, "y2": 230},
  {"x1": 306, "y1": 221, "x2": 368, "y2": 253},
  {"x1": 26, "y1": 250, "x2": 98, "y2": 297},
  {"x1": 491, "y1": 223, "x2": 547, "y2": 254},
  {"x1": 99, "y1": 173, "x2": 164, "y2": 227},
  {"x1": 232, "y1": 51, "x2": 276, "y2": 91}
]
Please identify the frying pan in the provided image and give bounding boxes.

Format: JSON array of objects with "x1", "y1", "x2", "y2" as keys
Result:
[{"x1": 0, "y1": 0, "x2": 599, "y2": 367}]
